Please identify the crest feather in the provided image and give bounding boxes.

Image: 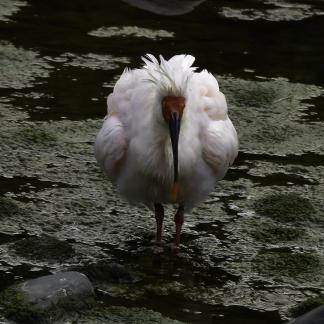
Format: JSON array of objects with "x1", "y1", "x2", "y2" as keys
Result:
[{"x1": 141, "y1": 54, "x2": 196, "y2": 97}]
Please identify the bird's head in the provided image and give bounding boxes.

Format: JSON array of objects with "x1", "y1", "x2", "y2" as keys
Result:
[{"x1": 161, "y1": 95, "x2": 185, "y2": 202}]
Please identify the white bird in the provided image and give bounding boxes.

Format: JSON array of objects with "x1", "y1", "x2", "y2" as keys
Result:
[{"x1": 95, "y1": 54, "x2": 238, "y2": 248}]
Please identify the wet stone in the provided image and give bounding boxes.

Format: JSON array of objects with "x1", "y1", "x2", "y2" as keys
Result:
[{"x1": 0, "y1": 271, "x2": 94, "y2": 323}]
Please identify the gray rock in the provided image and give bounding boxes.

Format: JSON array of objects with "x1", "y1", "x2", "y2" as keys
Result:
[
  {"x1": 121, "y1": 0, "x2": 205, "y2": 16},
  {"x1": 21, "y1": 271, "x2": 94, "y2": 309},
  {"x1": 291, "y1": 305, "x2": 324, "y2": 324},
  {"x1": 0, "y1": 271, "x2": 94, "y2": 323}
]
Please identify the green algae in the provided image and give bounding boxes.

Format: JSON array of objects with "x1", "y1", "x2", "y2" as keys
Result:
[
  {"x1": 249, "y1": 222, "x2": 304, "y2": 243},
  {"x1": 0, "y1": 42, "x2": 52, "y2": 89},
  {"x1": 0, "y1": 285, "x2": 49, "y2": 324},
  {"x1": 219, "y1": 76, "x2": 324, "y2": 156},
  {"x1": 290, "y1": 296, "x2": 324, "y2": 317},
  {"x1": 18, "y1": 125, "x2": 57, "y2": 145},
  {"x1": 254, "y1": 251, "x2": 321, "y2": 278},
  {"x1": 60, "y1": 53, "x2": 130, "y2": 71},
  {"x1": 88, "y1": 26, "x2": 174, "y2": 40},
  {"x1": 219, "y1": 1, "x2": 324, "y2": 22},
  {"x1": 75, "y1": 305, "x2": 183, "y2": 324},
  {"x1": 0, "y1": 280, "x2": 92, "y2": 324},
  {"x1": 254, "y1": 193, "x2": 316, "y2": 223},
  {"x1": 12, "y1": 236, "x2": 74, "y2": 263},
  {"x1": 0, "y1": 0, "x2": 27, "y2": 22}
]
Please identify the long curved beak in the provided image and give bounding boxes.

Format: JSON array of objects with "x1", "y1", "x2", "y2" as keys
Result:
[{"x1": 169, "y1": 111, "x2": 181, "y2": 202}]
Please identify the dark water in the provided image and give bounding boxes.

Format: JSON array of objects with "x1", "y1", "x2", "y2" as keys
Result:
[{"x1": 1, "y1": 0, "x2": 324, "y2": 323}]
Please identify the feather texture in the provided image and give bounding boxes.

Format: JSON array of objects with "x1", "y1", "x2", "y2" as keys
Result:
[{"x1": 95, "y1": 54, "x2": 238, "y2": 209}]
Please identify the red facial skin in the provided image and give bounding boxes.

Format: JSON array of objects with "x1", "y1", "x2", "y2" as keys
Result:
[{"x1": 162, "y1": 96, "x2": 185, "y2": 122}]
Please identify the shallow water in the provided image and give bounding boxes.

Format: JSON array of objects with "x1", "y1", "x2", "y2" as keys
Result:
[{"x1": 0, "y1": 0, "x2": 324, "y2": 323}]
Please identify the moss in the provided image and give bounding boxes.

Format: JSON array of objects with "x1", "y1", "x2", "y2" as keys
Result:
[
  {"x1": 75, "y1": 305, "x2": 183, "y2": 323},
  {"x1": 290, "y1": 296, "x2": 324, "y2": 317},
  {"x1": 249, "y1": 222, "x2": 304, "y2": 242},
  {"x1": 254, "y1": 251, "x2": 321, "y2": 277},
  {"x1": 19, "y1": 126, "x2": 57, "y2": 144},
  {"x1": 13, "y1": 236, "x2": 74, "y2": 262},
  {"x1": 254, "y1": 193, "x2": 316, "y2": 223},
  {"x1": 0, "y1": 285, "x2": 48, "y2": 324},
  {"x1": 0, "y1": 284, "x2": 73, "y2": 324},
  {"x1": 0, "y1": 197, "x2": 25, "y2": 219}
]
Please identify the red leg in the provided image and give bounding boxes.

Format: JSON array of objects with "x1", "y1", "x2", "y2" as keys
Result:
[
  {"x1": 154, "y1": 203, "x2": 164, "y2": 242},
  {"x1": 174, "y1": 206, "x2": 184, "y2": 247}
]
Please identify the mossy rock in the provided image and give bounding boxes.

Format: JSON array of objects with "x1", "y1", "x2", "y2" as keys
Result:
[
  {"x1": 13, "y1": 236, "x2": 74, "y2": 262},
  {"x1": 0, "y1": 197, "x2": 25, "y2": 219},
  {"x1": 0, "y1": 272, "x2": 94, "y2": 324},
  {"x1": 254, "y1": 193, "x2": 316, "y2": 223},
  {"x1": 290, "y1": 296, "x2": 324, "y2": 317},
  {"x1": 249, "y1": 222, "x2": 304, "y2": 243},
  {"x1": 254, "y1": 251, "x2": 321, "y2": 277},
  {"x1": 0, "y1": 285, "x2": 52, "y2": 324}
]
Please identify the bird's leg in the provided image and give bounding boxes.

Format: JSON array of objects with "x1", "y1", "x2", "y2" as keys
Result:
[
  {"x1": 174, "y1": 205, "x2": 184, "y2": 247},
  {"x1": 154, "y1": 203, "x2": 164, "y2": 242}
]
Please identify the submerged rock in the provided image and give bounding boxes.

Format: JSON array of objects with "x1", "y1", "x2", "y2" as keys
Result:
[
  {"x1": 0, "y1": 271, "x2": 94, "y2": 323},
  {"x1": 121, "y1": 0, "x2": 205, "y2": 16},
  {"x1": 291, "y1": 296, "x2": 324, "y2": 318},
  {"x1": 291, "y1": 305, "x2": 324, "y2": 324}
]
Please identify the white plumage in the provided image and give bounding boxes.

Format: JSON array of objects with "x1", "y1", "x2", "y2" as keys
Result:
[{"x1": 95, "y1": 54, "x2": 238, "y2": 246}]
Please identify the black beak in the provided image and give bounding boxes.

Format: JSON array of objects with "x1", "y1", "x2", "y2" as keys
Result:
[{"x1": 169, "y1": 111, "x2": 181, "y2": 200}]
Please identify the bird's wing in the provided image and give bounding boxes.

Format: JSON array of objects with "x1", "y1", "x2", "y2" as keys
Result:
[
  {"x1": 201, "y1": 118, "x2": 238, "y2": 180},
  {"x1": 94, "y1": 114, "x2": 127, "y2": 181}
]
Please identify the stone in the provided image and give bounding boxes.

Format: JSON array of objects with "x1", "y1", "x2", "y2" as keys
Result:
[
  {"x1": 21, "y1": 271, "x2": 94, "y2": 309},
  {"x1": 0, "y1": 271, "x2": 94, "y2": 323},
  {"x1": 291, "y1": 305, "x2": 324, "y2": 324}
]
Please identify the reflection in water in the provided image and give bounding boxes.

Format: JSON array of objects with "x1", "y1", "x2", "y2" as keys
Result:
[{"x1": 121, "y1": 0, "x2": 206, "y2": 15}]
